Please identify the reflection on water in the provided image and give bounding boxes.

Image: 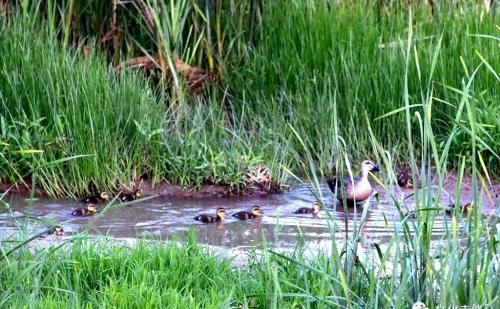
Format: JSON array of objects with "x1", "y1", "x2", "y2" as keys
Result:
[{"x1": 1, "y1": 181, "x2": 498, "y2": 249}]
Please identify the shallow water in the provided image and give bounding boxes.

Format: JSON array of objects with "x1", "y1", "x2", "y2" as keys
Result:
[{"x1": 1, "y1": 181, "x2": 498, "y2": 249}]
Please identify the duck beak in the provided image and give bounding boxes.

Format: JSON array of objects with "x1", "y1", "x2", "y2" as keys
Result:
[{"x1": 373, "y1": 165, "x2": 381, "y2": 172}]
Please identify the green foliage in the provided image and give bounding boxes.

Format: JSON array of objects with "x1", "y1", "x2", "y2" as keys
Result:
[
  {"x1": 3, "y1": 1, "x2": 500, "y2": 195},
  {"x1": 0, "y1": 13, "x2": 286, "y2": 197},
  {"x1": 227, "y1": 0, "x2": 500, "y2": 174},
  {"x1": 2, "y1": 1, "x2": 500, "y2": 309}
]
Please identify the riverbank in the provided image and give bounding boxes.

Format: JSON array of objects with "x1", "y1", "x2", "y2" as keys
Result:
[
  {"x1": 3, "y1": 169, "x2": 499, "y2": 206},
  {"x1": 2, "y1": 2, "x2": 500, "y2": 198},
  {"x1": 0, "y1": 176, "x2": 283, "y2": 199}
]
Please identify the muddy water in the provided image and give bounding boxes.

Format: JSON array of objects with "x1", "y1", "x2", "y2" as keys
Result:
[{"x1": 1, "y1": 181, "x2": 498, "y2": 249}]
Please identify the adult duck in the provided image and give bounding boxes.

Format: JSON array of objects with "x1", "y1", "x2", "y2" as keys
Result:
[{"x1": 326, "y1": 160, "x2": 381, "y2": 206}]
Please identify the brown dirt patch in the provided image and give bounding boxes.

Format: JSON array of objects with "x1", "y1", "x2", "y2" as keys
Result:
[{"x1": 0, "y1": 179, "x2": 282, "y2": 199}]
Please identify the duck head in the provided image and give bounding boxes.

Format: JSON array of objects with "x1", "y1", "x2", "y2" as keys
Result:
[
  {"x1": 88, "y1": 203, "x2": 98, "y2": 212},
  {"x1": 100, "y1": 192, "x2": 110, "y2": 200},
  {"x1": 217, "y1": 208, "x2": 227, "y2": 219},
  {"x1": 51, "y1": 226, "x2": 64, "y2": 235},
  {"x1": 251, "y1": 206, "x2": 262, "y2": 216},
  {"x1": 313, "y1": 201, "x2": 321, "y2": 213},
  {"x1": 361, "y1": 160, "x2": 381, "y2": 176},
  {"x1": 135, "y1": 190, "x2": 142, "y2": 198}
]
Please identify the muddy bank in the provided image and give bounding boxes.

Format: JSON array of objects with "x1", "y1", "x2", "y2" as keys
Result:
[
  {"x1": 0, "y1": 179, "x2": 282, "y2": 199},
  {"x1": 2, "y1": 170, "x2": 500, "y2": 202},
  {"x1": 133, "y1": 180, "x2": 282, "y2": 198}
]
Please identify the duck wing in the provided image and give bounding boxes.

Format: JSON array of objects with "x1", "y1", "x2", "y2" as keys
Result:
[
  {"x1": 295, "y1": 207, "x2": 312, "y2": 214},
  {"x1": 194, "y1": 214, "x2": 218, "y2": 222},
  {"x1": 326, "y1": 176, "x2": 361, "y2": 194},
  {"x1": 233, "y1": 211, "x2": 253, "y2": 220}
]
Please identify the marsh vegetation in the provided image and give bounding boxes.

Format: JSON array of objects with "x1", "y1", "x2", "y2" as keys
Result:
[{"x1": 1, "y1": 0, "x2": 500, "y2": 308}]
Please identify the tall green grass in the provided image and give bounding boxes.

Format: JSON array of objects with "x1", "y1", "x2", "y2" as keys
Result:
[
  {"x1": 2, "y1": 1, "x2": 500, "y2": 195},
  {"x1": 228, "y1": 0, "x2": 500, "y2": 175},
  {"x1": 280, "y1": 8, "x2": 500, "y2": 307},
  {"x1": 2, "y1": 2, "x2": 500, "y2": 309},
  {"x1": 0, "y1": 12, "x2": 291, "y2": 197}
]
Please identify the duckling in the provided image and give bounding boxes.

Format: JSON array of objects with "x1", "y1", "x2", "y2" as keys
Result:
[
  {"x1": 326, "y1": 160, "x2": 381, "y2": 205},
  {"x1": 194, "y1": 208, "x2": 227, "y2": 223},
  {"x1": 295, "y1": 201, "x2": 321, "y2": 214},
  {"x1": 120, "y1": 189, "x2": 142, "y2": 202},
  {"x1": 79, "y1": 191, "x2": 109, "y2": 204},
  {"x1": 72, "y1": 203, "x2": 98, "y2": 216},
  {"x1": 233, "y1": 206, "x2": 262, "y2": 220},
  {"x1": 49, "y1": 226, "x2": 64, "y2": 236},
  {"x1": 446, "y1": 202, "x2": 473, "y2": 215},
  {"x1": 397, "y1": 168, "x2": 414, "y2": 188},
  {"x1": 403, "y1": 210, "x2": 418, "y2": 219}
]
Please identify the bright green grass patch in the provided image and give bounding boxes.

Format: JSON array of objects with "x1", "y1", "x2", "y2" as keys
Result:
[
  {"x1": 0, "y1": 227, "x2": 371, "y2": 309},
  {"x1": 2, "y1": 1, "x2": 500, "y2": 196},
  {"x1": 0, "y1": 15, "x2": 290, "y2": 197},
  {"x1": 0, "y1": 212, "x2": 499, "y2": 308},
  {"x1": 228, "y1": 0, "x2": 500, "y2": 174}
]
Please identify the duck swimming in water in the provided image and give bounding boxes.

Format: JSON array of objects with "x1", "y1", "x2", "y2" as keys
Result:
[
  {"x1": 80, "y1": 192, "x2": 109, "y2": 204},
  {"x1": 120, "y1": 189, "x2": 142, "y2": 202},
  {"x1": 397, "y1": 168, "x2": 414, "y2": 189},
  {"x1": 194, "y1": 208, "x2": 227, "y2": 223},
  {"x1": 326, "y1": 160, "x2": 381, "y2": 205},
  {"x1": 233, "y1": 206, "x2": 262, "y2": 220},
  {"x1": 446, "y1": 202, "x2": 473, "y2": 215},
  {"x1": 295, "y1": 201, "x2": 321, "y2": 214},
  {"x1": 72, "y1": 203, "x2": 98, "y2": 216},
  {"x1": 49, "y1": 226, "x2": 64, "y2": 236}
]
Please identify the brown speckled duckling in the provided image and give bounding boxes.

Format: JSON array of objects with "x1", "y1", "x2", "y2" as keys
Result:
[
  {"x1": 233, "y1": 206, "x2": 262, "y2": 220},
  {"x1": 80, "y1": 192, "x2": 109, "y2": 204},
  {"x1": 194, "y1": 208, "x2": 227, "y2": 223},
  {"x1": 295, "y1": 201, "x2": 321, "y2": 214},
  {"x1": 404, "y1": 210, "x2": 418, "y2": 219},
  {"x1": 446, "y1": 202, "x2": 473, "y2": 215},
  {"x1": 397, "y1": 168, "x2": 414, "y2": 188},
  {"x1": 72, "y1": 203, "x2": 98, "y2": 216},
  {"x1": 49, "y1": 226, "x2": 64, "y2": 236},
  {"x1": 120, "y1": 190, "x2": 142, "y2": 202}
]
